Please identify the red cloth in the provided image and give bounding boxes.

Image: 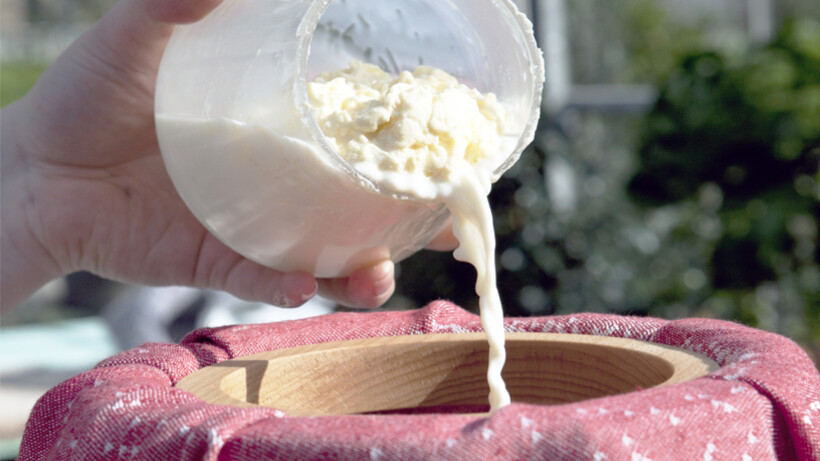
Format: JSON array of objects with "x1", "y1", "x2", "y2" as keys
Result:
[{"x1": 19, "y1": 301, "x2": 820, "y2": 460}]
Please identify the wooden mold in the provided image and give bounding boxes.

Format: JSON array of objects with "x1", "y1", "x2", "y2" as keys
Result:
[{"x1": 175, "y1": 332, "x2": 719, "y2": 416}]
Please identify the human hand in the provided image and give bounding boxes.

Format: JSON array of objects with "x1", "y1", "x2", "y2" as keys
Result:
[{"x1": 0, "y1": 0, "x2": 454, "y2": 312}]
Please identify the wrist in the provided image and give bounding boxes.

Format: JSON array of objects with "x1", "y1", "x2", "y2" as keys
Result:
[{"x1": 1, "y1": 99, "x2": 66, "y2": 313}]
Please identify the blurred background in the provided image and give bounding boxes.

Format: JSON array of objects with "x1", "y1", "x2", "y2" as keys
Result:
[{"x1": 1, "y1": 0, "x2": 818, "y2": 458}]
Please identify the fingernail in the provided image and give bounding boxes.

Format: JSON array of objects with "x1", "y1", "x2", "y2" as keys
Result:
[
  {"x1": 348, "y1": 260, "x2": 395, "y2": 308},
  {"x1": 280, "y1": 271, "x2": 318, "y2": 307},
  {"x1": 373, "y1": 260, "x2": 393, "y2": 281},
  {"x1": 371, "y1": 260, "x2": 394, "y2": 297}
]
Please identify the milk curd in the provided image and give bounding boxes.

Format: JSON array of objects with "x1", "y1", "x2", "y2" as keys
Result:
[{"x1": 308, "y1": 61, "x2": 512, "y2": 412}]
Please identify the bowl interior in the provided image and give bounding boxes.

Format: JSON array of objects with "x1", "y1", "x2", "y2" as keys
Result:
[{"x1": 176, "y1": 332, "x2": 718, "y2": 416}]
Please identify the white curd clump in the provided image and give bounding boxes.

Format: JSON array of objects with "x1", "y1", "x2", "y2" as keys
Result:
[
  {"x1": 308, "y1": 60, "x2": 514, "y2": 200},
  {"x1": 309, "y1": 60, "x2": 512, "y2": 413}
]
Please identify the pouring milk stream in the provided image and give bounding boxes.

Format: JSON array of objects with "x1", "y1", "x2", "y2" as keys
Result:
[
  {"x1": 307, "y1": 61, "x2": 514, "y2": 410},
  {"x1": 155, "y1": 0, "x2": 544, "y2": 414}
]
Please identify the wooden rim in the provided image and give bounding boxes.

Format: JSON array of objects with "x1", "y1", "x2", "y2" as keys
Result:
[{"x1": 175, "y1": 332, "x2": 718, "y2": 416}]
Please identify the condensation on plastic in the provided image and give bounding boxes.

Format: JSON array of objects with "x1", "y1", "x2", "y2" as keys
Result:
[{"x1": 155, "y1": 0, "x2": 544, "y2": 278}]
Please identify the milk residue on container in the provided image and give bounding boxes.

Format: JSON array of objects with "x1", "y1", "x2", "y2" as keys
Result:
[
  {"x1": 155, "y1": 113, "x2": 449, "y2": 278},
  {"x1": 308, "y1": 60, "x2": 513, "y2": 412}
]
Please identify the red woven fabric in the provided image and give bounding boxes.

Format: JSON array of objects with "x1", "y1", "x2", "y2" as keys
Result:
[{"x1": 19, "y1": 301, "x2": 820, "y2": 460}]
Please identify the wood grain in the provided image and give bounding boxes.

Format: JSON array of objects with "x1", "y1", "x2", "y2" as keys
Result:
[{"x1": 175, "y1": 332, "x2": 718, "y2": 416}]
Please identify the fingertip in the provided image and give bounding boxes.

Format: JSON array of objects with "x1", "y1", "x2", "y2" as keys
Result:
[
  {"x1": 348, "y1": 260, "x2": 395, "y2": 309},
  {"x1": 316, "y1": 260, "x2": 397, "y2": 309},
  {"x1": 276, "y1": 270, "x2": 318, "y2": 307}
]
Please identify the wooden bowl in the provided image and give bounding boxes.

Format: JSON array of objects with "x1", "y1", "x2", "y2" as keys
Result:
[{"x1": 176, "y1": 332, "x2": 718, "y2": 416}]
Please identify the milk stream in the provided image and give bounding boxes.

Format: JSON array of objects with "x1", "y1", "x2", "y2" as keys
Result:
[
  {"x1": 308, "y1": 61, "x2": 513, "y2": 413},
  {"x1": 445, "y1": 170, "x2": 511, "y2": 412}
]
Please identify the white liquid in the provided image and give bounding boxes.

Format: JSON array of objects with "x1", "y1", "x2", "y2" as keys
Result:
[
  {"x1": 308, "y1": 62, "x2": 512, "y2": 412},
  {"x1": 156, "y1": 115, "x2": 450, "y2": 278},
  {"x1": 445, "y1": 171, "x2": 511, "y2": 412},
  {"x1": 352, "y1": 145, "x2": 511, "y2": 413},
  {"x1": 352, "y1": 151, "x2": 512, "y2": 413}
]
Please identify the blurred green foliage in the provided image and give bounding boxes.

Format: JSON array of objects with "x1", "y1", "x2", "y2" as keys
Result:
[
  {"x1": 629, "y1": 18, "x2": 820, "y2": 349},
  {"x1": 0, "y1": 63, "x2": 45, "y2": 107}
]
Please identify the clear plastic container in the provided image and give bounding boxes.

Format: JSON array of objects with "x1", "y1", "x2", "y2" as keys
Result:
[{"x1": 155, "y1": 0, "x2": 544, "y2": 278}]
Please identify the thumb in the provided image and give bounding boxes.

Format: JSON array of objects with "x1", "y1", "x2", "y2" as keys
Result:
[
  {"x1": 22, "y1": 0, "x2": 226, "y2": 164},
  {"x1": 144, "y1": 0, "x2": 225, "y2": 24},
  {"x1": 87, "y1": 0, "x2": 224, "y2": 57}
]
